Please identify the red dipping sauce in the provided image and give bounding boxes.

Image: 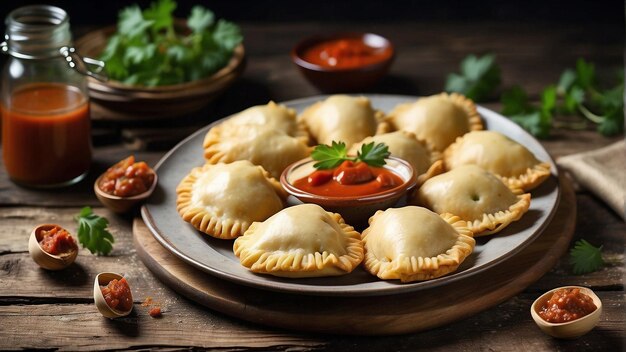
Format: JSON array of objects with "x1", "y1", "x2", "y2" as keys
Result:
[
  {"x1": 293, "y1": 160, "x2": 403, "y2": 197},
  {"x1": 98, "y1": 156, "x2": 155, "y2": 197},
  {"x1": 39, "y1": 225, "x2": 77, "y2": 256},
  {"x1": 1, "y1": 83, "x2": 92, "y2": 187},
  {"x1": 539, "y1": 288, "x2": 597, "y2": 323},
  {"x1": 302, "y1": 37, "x2": 393, "y2": 69},
  {"x1": 101, "y1": 278, "x2": 133, "y2": 312}
]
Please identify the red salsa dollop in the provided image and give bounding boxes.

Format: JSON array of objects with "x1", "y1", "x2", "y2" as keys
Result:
[
  {"x1": 538, "y1": 288, "x2": 597, "y2": 323},
  {"x1": 101, "y1": 278, "x2": 133, "y2": 312},
  {"x1": 39, "y1": 225, "x2": 77, "y2": 256},
  {"x1": 98, "y1": 156, "x2": 155, "y2": 197},
  {"x1": 302, "y1": 38, "x2": 392, "y2": 69},
  {"x1": 293, "y1": 160, "x2": 403, "y2": 197}
]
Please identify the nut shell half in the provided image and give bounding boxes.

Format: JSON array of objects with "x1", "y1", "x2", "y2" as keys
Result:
[
  {"x1": 93, "y1": 272, "x2": 134, "y2": 319},
  {"x1": 28, "y1": 224, "x2": 78, "y2": 270},
  {"x1": 531, "y1": 286, "x2": 602, "y2": 339}
]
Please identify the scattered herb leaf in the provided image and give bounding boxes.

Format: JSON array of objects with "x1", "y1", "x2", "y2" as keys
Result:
[
  {"x1": 75, "y1": 207, "x2": 115, "y2": 255},
  {"x1": 100, "y1": 0, "x2": 242, "y2": 86},
  {"x1": 445, "y1": 53, "x2": 501, "y2": 101},
  {"x1": 569, "y1": 239, "x2": 604, "y2": 275},
  {"x1": 311, "y1": 141, "x2": 390, "y2": 170}
]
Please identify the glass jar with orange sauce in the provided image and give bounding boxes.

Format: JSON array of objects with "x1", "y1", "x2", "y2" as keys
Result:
[{"x1": 1, "y1": 5, "x2": 104, "y2": 187}]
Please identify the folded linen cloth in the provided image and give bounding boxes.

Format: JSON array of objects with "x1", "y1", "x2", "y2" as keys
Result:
[{"x1": 557, "y1": 140, "x2": 625, "y2": 220}]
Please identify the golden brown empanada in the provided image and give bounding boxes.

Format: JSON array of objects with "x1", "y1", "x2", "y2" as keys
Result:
[
  {"x1": 386, "y1": 92, "x2": 483, "y2": 151},
  {"x1": 233, "y1": 204, "x2": 364, "y2": 278},
  {"x1": 203, "y1": 124, "x2": 311, "y2": 179},
  {"x1": 349, "y1": 130, "x2": 444, "y2": 186},
  {"x1": 443, "y1": 130, "x2": 551, "y2": 191},
  {"x1": 361, "y1": 206, "x2": 475, "y2": 282},
  {"x1": 299, "y1": 95, "x2": 384, "y2": 148},
  {"x1": 415, "y1": 165, "x2": 531, "y2": 236},
  {"x1": 176, "y1": 161, "x2": 286, "y2": 240}
]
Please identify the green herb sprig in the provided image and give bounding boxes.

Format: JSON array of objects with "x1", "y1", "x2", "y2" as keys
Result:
[
  {"x1": 75, "y1": 207, "x2": 115, "y2": 255},
  {"x1": 100, "y1": 0, "x2": 243, "y2": 86},
  {"x1": 569, "y1": 239, "x2": 604, "y2": 275},
  {"x1": 445, "y1": 53, "x2": 501, "y2": 102},
  {"x1": 311, "y1": 141, "x2": 390, "y2": 170}
]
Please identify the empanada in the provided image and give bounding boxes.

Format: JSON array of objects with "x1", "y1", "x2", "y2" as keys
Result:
[
  {"x1": 349, "y1": 130, "x2": 444, "y2": 186},
  {"x1": 234, "y1": 204, "x2": 364, "y2": 278},
  {"x1": 415, "y1": 165, "x2": 531, "y2": 236},
  {"x1": 386, "y1": 92, "x2": 483, "y2": 151},
  {"x1": 361, "y1": 206, "x2": 475, "y2": 282},
  {"x1": 299, "y1": 95, "x2": 384, "y2": 148},
  {"x1": 443, "y1": 130, "x2": 551, "y2": 191},
  {"x1": 176, "y1": 161, "x2": 286, "y2": 239},
  {"x1": 203, "y1": 125, "x2": 311, "y2": 179}
]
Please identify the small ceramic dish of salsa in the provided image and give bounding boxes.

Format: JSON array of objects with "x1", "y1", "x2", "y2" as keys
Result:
[
  {"x1": 94, "y1": 156, "x2": 158, "y2": 213},
  {"x1": 531, "y1": 286, "x2": 602, "y2": 339},
  {"x1": 280, "y1": 156, "x2": 415, "y2": 228},
  {"x1": 291, "y1": 32, "x2": 394, "y2": 92}
]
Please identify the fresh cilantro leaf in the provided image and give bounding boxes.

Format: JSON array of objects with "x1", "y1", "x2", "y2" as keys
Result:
[
  {"x1": 123, "y1": 44, "x2": 157, "y2": 65},
  {"x1": 188, "y1": 6, "x2": 214, "y2": 33},
  {"x1": 575, "y1": 58, "x2": 595, "y2": 90},
  {"x1": 445, "y1": 53, "x2": 501, "y2": 101},
  {"x1": 502, "y1": 85, "x2": 553, "y2": 139},
  {"x1": 311, "y1": 141, "x2": 349, "y2": 169},
  {"x1": 357, "y1": 142, "x2": 390, "y2": 167},
  {"x1": 569, "y1": 239, "x2": 604, "y2": 275},
  {"x1": 311, "y1": 141, "x2": 390, "y2": 169},
  {"x1": 143, "y1": 0, "x2": 176, "y2": 32},
  {"x1": 213, "y1": 20, "x2": 243, "y2": 51},
  {"x1": 557, "y1": 69, "x2": 577, "y2": 94},
  {"x1": 74, "y1": 207, "x2": 115, "y2": 256},
  {"x1": 118, "y1": 5, "x2": 153, "y2": 39}
]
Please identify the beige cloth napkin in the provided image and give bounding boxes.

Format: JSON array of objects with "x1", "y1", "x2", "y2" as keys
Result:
[{"x1": 557, "y1": 140, "x2": 625, "y2": 220}]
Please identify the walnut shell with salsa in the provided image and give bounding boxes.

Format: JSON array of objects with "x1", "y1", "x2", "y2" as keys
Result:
[{"x1": 28, "y1": 224, "x2": 78, "y2": 270}]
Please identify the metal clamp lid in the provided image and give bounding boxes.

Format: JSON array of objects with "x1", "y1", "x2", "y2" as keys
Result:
[{"x1": 0, "y1": 40, "x2": 107, "y2": 82}]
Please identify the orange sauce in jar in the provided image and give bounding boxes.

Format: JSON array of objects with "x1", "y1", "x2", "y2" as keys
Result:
[
  {"x1": 293, "y1": 160, "x2": 403, "y2": 197},
  {"x1": 302, "y1": 38, "x2": 393, "y2": 69},
  {"x1": 1, "y1": 83, "x2": 91, "y2": 187}
]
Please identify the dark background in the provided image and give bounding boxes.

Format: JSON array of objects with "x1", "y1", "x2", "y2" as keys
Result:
[{"x1": 0, "y1": 0, "x2": 623, "y2": 26}]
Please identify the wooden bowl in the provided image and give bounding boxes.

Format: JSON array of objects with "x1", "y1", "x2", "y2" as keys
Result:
[
  {"x1": 74, "y1": 25, "x2": 245, "y2": 121},
  {"x1": 291, "y1": 32, "x2": 394, "y2": 93},
  {"x1": 531, "y1": 286, "x2": 602, "y2": 339},
  {"x1": 94, "y1": 172, "x2": 158, "y2": 214}
]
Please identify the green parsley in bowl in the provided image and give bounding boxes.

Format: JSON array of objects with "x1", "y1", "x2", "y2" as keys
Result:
[{"x1": 75, "y1": 0, "x2": 245, "y2": 121}]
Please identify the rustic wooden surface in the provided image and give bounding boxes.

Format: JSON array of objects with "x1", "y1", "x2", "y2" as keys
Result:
[{"x1": 0, "y1": 19, "x2": 624, "y2": 351}]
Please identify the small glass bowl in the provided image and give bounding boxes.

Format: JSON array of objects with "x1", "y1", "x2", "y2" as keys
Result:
[{"x1": 280, "y1": 157, "x2": 416, "y2": 228}]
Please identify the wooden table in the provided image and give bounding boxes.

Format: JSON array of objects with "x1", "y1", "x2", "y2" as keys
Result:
[{"x1": 1, "y1": 20, "x2": 624, "y2": 351}]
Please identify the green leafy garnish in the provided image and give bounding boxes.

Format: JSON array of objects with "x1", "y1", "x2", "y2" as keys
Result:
[
  {"x1": 100, "y1": 0, "x2": 243, "y2": 86},
  {"x1": 445, "y1": 53, "x2": 501, "y2": 101},
  {"x1": 311, "y1": 141, "x2": 390, "y2": 170},
  {"x1": 569, "y1": 239, "x2": 604, "y2": 275},
  {"x1": 74, "y1": 207, "x2": 115, "y2": 255}
]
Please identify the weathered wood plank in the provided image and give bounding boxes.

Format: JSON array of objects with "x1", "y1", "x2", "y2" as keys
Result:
[{"x1": 0, "y1": 292, "x2": 622, "y2": 351}]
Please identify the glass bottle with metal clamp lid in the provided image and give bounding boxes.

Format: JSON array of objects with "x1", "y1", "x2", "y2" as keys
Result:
[{"x1": 1, "y1": 5, "x2": 106, "y2": 188}]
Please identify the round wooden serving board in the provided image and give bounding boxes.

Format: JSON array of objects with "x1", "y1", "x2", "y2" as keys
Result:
[{"x1": 133, "y1": 175, "x2": 575, "y2": 336}]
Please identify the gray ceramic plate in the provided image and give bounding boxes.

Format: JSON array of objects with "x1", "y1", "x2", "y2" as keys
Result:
[{"x1": 141, "y1": 94, "x2": 560, "y2": 297}]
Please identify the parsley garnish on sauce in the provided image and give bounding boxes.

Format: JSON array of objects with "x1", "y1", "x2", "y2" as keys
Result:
[{"x1": 311, "y1": 141, "x2": 390, "y2": 170}]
